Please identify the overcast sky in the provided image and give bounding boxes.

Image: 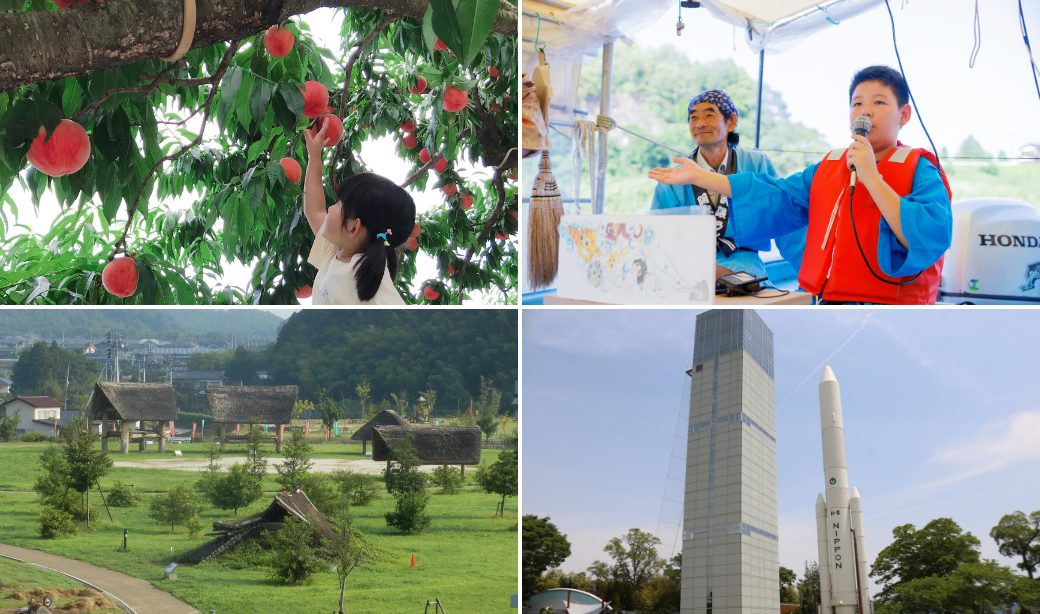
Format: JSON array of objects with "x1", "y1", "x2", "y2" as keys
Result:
[{"x1": 522, "y1": 308, "x2": 1040, "y2": 587}]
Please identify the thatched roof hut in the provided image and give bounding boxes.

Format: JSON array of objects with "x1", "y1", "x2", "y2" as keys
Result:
[
  {"x1": 180, "y1": 490, "x2": 336, "y2": 564},
  {"x1": 372, "y1": 425, "x2": 481, "y2": 465},
  {"x1": 205, "y1": 385, "x2": 298, "y2": 425},
  {"x1": 351, "y1": 409, "x2": 407, "y2": 442},
  {"x1": 88, "y1": 382, "x2": 177, "y2": 421}
]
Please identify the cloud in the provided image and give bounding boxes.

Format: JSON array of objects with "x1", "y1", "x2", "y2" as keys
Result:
[{"x1": 931, "y1": 410, "x2": 1040, "y2": 469}]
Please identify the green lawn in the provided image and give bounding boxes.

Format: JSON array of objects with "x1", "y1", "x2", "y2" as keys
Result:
[
  {"x1": 0, "y1": 443, "x2": 517, "y2": 614},
  {"x1": 0, "y1": 557, "x2": 121, "y2": 613}
]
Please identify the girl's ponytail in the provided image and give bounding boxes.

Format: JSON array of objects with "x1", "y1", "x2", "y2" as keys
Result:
[{"x1": 335, "y1": 173, "x2": 416, "y2": 302}]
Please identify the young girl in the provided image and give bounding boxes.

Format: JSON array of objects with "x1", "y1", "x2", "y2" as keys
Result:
[{"x1": 302, "y1": 122, "x2": 416, "y2": 304}]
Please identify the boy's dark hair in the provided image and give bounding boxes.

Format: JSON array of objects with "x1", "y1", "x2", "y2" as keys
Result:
[
  {"x1": 849, "y1": 65, "x2": 909, "y2": 107},
  {"x1": 334, "y1": 172, "x2": 417, "y2": 302}
]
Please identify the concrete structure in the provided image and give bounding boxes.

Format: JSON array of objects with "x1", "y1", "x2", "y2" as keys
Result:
[
  {"x1": 683, "y1": 310, "x2": 779, "y2": 613},
  {"x1": 815, "y1": 366, "x2": 871, "y2": 613},
  {"x1": 0, "y1": 395, "x2": 62, "y2": 436}
]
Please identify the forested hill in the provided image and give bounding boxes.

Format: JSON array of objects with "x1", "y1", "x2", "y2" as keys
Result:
[
  {"x1": 269, "y1": 310, "x2": 518, "y2": 413},
  {"x1": 0, "y1": 310, "x2": 286, "y2": 341}
]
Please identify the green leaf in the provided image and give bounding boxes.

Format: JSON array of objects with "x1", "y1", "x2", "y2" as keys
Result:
[
  {"x1": 61, "y1": 79, "x2": 85, "y2": 118},
  {"x1": 249, "y1": 81, "x2": 273, "y2": 126},
  {"x1": 220, "y1": 67, "x2": 244, "y2": 108},
  {"x1": 279, "y1": 83, "x2": 305, "y2": 117},
  {"x1": 428, "y1": 0, "x2": 464, "y2": 58},
  {"x1": 456, "y1": 0, "x2": 498, "y2": 66}
]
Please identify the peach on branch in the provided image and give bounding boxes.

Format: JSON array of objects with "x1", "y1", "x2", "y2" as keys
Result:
[
  {"x1": 301, "y1": 81, "x2": 329, "y2": 118},
  {"x1": 316, "y1": 114, "x2": 344, "y2": 148},
  {"x1": 263, "y1": 25, "x2": 294, "y2": 57},
  {"x1": 27, "y1": 119, "x2": 91, "y2": 177},
  {"x1": 443, "y1": 86, "x2": 468, "y2": 113},
  {"x1": 102, "y1": 256, "x2": 139, "y2": 298},
  {"x1": 279, "y1": 158, "x2": 302, "y2": 184}
]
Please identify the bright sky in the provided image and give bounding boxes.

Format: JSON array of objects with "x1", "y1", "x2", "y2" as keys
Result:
[
  {"x1": 522, "y1": 308, "x2": 1040, "y2": 589},
  {"x1": 601, "y1": 0, "x2": 1040, "y2": 157},
  {"x1": 4, "y1": 8, "x2": 508, "y2": 302}
]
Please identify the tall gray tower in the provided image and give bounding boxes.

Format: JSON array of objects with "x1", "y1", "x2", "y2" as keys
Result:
[{"x1": 682, "y1": 310, "x2": 779, "y2": 613}]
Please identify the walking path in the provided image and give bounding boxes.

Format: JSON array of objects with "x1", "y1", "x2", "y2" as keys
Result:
[{"x1": 0, "y1": 543, "x2": 199, "y2": 614}]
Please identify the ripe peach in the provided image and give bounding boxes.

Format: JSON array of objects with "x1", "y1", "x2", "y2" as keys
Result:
[
  {"x1": 102, "y1": 257, "x2": 139, "y2": 298},
  {"x1": 409, "y1": 77, "x2": 427, "y2": 94},
  {"x1": 441, "y1": 184, "x2": 458, "y2": 196},
  {"x1": 27, "y1": 119, "x2": 90, "y2": 177},
  {"x1": 423, "y1": 285, "x2": 440, "y2": 300},
  {"x1": 418, "y1": 148, "x2": 431, "y2": 164},
  {"x1": 295, "y1": 285, "x2": 312, "y2": 299},
  {"x1": 443, "y1": 86, "x2": 468, "y2": 113},
  {"x1": 263, "y1": 25, "x2": 294, "y2": 57},
  {"x1": 317, "y1": 114, "x2": 343, "y2": 148},
  {"x1": 432, "y1": 158, "x2": 447, "y2": 173},
  {"x1": 301, "y1": 81, "x2": 329, "y2": 118},
  {"x1": 279, "y1": 157, "x2": 302, "y2": 184},
  {"x1": 401, "y1": 119, "x2": 417, "y2": 133},
  {"x1": 488, "y1": 66, "x2": 500, "y2": 78},
  {"x1": 402, "y1": 134, "x2": 417, "y2": 149},
  {"x1": 460, "y1": 194, "x2": 473, "y2": 210},
  {"x1": 405, "y1": 237, "x2": 418, "y2": 251},
  {"x1": 434, "y1": 39, "x2": 448, "y2": 51}
]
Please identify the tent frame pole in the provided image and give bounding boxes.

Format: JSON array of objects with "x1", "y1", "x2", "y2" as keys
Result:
[
  {"x1": 755, "y1": 48, "x2": 764, "y2": 149},
  {"x1": 594, "y1": 41, "x2": 614, "y2": 215}
]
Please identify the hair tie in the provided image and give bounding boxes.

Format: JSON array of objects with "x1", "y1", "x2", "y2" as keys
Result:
[{"x1": 376, "y1": 228, "x2": 392, "y2": 246}]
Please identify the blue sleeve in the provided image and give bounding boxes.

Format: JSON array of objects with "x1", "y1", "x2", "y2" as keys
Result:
[
  {"x1": 727, "y1": 164, "x2": 816, "y2": 246},
  {"x1": 650, "y1": 182, "x2": 687, "y2": 210},
  {"x1": 876, "y1": 158, "x2": 952, "y2": 276}
]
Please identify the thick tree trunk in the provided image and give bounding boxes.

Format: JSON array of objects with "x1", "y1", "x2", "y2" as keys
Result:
[{"x1": 0, "y1": 0, "x2": 517, "y2": 92}]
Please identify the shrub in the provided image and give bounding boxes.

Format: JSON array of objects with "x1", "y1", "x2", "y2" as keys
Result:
[
  {"x1": 299, "y1": 472, "x2": 342, "y2": 517},
  {"x1": 149, "y1": 482, "x2": 203, "y2": 533},
  {"x1": 20, "y1": 432, "x2": 49, "y2": 442},
  {"x1": 330, "y1": 470, "x2": 378, "y2": 506},
  {"x1": 106, "y1": 481, "x2": 136, "y2": 507},
  {"x1": 385, "y1": 492, "x2": 431, "y2": 534},
  {"x1": 431, "y1": 466, "x2": 464, "y2": 494},
  {"x1": 40, "y1": 506, "x2": 77, "y2": 539},
  {"x1": 268, "y1": 517, "x2": 324, "y2": 585}
]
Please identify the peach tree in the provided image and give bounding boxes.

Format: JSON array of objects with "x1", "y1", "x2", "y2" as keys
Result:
[{"x1": 0, "y1": 0, "x2": 517, "y2": 304}]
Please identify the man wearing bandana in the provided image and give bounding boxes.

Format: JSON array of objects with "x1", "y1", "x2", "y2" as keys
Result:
[{"x1": 650, "y1": 89, "x2": 804, "y2": 280}]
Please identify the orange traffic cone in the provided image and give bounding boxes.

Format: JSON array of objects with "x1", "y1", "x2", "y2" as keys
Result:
[{"x1": 410, "y1": 552, "x2": 416, "y2": 569}]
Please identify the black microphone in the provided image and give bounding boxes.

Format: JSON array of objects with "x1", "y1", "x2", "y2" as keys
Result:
[{"x1": 849, "y1": 115, "x2": 872, "y2": 188}]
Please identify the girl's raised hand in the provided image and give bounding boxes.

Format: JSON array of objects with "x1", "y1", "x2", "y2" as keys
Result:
[{"x1": 304, "y1": 121, "x2": 329, "y2": 159}]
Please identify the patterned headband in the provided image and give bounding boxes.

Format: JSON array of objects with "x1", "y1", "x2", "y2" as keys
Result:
[{"x1": 688, "y1": 89, "x2": 738, "y2": 119}]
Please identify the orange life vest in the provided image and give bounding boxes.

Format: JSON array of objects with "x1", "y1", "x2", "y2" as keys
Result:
[{"x1": 799, "y1": 145, "x2": 951, "y2": 304}]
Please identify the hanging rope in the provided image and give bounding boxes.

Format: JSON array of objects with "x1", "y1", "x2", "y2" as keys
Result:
[{"x1": 161, "y1": 0, "x2": 198, "y2": 62}]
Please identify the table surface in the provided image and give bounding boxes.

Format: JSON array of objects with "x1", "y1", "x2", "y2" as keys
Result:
[{"x1": 542, "y1": 290, "x2": 813, "y2": 306}]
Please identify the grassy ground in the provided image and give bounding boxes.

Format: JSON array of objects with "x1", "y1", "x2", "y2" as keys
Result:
[
  {"x1": 0, "y1": 557, "x2": 121, "y2": 613},
  {"x1": 0, "y1": 443, "x2": 517, "y2": 613}
]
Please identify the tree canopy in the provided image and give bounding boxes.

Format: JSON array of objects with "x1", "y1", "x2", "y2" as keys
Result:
[{"x1": 0, "y1": 0, "x2": 518, "y2": 304}]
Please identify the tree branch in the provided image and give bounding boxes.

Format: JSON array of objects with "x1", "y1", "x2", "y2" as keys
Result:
[
  {"x1": 107, "y1": 40, "x2": 242, "y2": 262},
  {"x1": 398, "y1": 128, "x2": 470, "y2": 188},
  {"x1": 0, "y1": 0, "x2": 517, "y2": 92},
  {"x1": 457, "y1": 165, "x2": 509, "y2": 302}
]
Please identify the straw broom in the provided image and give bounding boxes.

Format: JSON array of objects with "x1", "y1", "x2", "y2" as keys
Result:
[
  {"x1": 527, "y1": 49, "x2": 561, "y2": 289},
  {"x1": 527, "y1": 150, "x2": 563, "y2": 289}
]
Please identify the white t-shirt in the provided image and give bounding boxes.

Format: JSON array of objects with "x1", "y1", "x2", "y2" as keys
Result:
[{"x1": 307, "y1": 234, "x2": 405, "y2": 305}]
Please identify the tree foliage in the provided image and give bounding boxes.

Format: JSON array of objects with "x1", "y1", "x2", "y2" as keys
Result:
[
  {"x1": 277, "y1": 428, "x2": 314, "y2": 491},
  {"x1": 384, "y1": 436, "x2": 431, "y2": 533},
  {"x1": 475, "y1": 448, "x2": 516, "y2": 516},
  {"x1": 0, "y1": 0, "x2": 518, "y2": 305},
  {"x1": 268, "y1": 516, "x2": 326, "y2": 585},
  {"x1": 990, "y1": 510, "x2": 1040, "y2": 580},
  {"x1": 208, "y1": 461, "x2": 263, "y2": 516},
  {"x1": 589, "y1": 527, "x2": 664, "y2": 612},
  {"x1": 269, "y1": 309, "x2": 517, "y2": 412},
  {"x1": 11, "y1": 341, "x2": 102, "y2": 409},
  {"x1": 327, "y1": 509, "x2": 375, "y2": 614},
  {"x1": 149, "y1": 481, "x2": 203, "y2": 533},
  {"x1": 522, "y1": 515, "x2": 571, "y2": 597}
]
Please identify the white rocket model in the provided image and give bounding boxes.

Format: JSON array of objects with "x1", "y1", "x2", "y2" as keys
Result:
[{"x1": 815, "y1": 366, "x2": 871, "y2": 613}]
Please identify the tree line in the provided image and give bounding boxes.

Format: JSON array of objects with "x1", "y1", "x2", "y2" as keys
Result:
[{"x1": 524, "y1": 513, "x2": 1040, "y2": 613}]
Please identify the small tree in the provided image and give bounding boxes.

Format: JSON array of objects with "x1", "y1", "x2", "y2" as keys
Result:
[
  {"x1": 196, "y1": 444, "x2": 223, "y2": 497},
  {"x1": 211, "y1": 462, "x2": 263, "y2": 516},
  {"x1": 317, "y1": 388, "x2": 341, "y2": 440},
  {"x1": 34, "y1": 419, "x2": 112, "y2": 528},
  {"x1": 245, "y1": 422, "x2": 267, "y2": 481},
  {"x1": 0, "y1": 409, "x2": 19, "y2": 441},
  {"x1": 475, "y1": 377, "x2": 502, "y2": 442},
  {"x1": 149, "y1": 482, "x2": 203, "y2": 533},
  {"x1": 431, "y1": 466, "x2": 464, "y2": 494},
  {"x1": 40, "y1": 506, "x2": 77, "y2": 539},
  {"x1": 384, "y1": 437, "x2": 431, "y2": 533},
  {"x1": 990, "y1": 510, "x2": 1040, "y2": 580},
  {"x1": 268, "y1": 517, "x2": 324, "y2": 585},
  {"x1": 106, "y1": 481, "x2": 137, "y2": 507},
  {"x1": 277, "y1": 429, "x2": 313, "y2": 491},
  {"x1": 293, "y1": 399, "x2": 315, "y2": 420},
  {"x1": 356, "y1": 379, "x2": 373, "y2": 421},
  {"x1": 476, "y1": 449, "x2": 517, "y2": 516},
  {"x1": 327, "y1": 508, "x2": 374, "y2": 614},
  {"x1": 330, "y1": 471, "x2": 379, "y2": 506}
]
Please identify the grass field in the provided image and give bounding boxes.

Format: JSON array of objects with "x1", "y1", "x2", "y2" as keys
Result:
[
  {"x1": 0, "y1": 557, "x2": 121, "y2": 613},
  {"x1": 0, "y1": 443, "x2": 517, "y2": 614}
]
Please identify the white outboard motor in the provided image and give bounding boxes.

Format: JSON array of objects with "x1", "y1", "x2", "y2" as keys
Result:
[{"x1": 939, "y1": 198, "x2": 1040, "y2": 304}]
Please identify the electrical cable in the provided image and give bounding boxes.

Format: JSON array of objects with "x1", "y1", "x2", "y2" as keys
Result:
[
  {"x1": 969, "y1": 0, "x2": 981, "y2": 68},
  {"x1": 1019, "y1": 0, "x2": 1040, "y2": 101},
  {"x1": 848, "y1": 183, "x2": 921, "y2": 286},
  {"x1": 883, "y1": 0, "x2": 940, "y2": 165}
]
